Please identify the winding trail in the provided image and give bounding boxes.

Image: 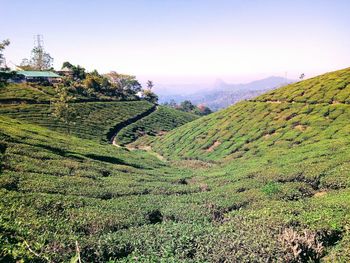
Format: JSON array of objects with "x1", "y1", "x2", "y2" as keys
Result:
[
  {"x1": 108, "y1": 104, "x2": 167, "y2": 161},
  {"x1": 107, "y1": 104, "x2": 157, "y2": 146}
]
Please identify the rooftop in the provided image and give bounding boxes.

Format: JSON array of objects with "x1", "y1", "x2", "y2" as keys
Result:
[{"x1": 16, "y1": 71, "x2": 61, "y2": 78}]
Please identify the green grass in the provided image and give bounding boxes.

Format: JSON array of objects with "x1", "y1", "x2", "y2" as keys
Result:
[{"x1": 1, "y1": 67, "x2": 350, "y2": 262}]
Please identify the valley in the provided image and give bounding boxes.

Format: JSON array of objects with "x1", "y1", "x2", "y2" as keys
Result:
[{"x1": 1, "y1": 67, "x2": 350, "y2": 262}]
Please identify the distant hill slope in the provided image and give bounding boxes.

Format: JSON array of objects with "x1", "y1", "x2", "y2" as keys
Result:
[
  {"x1": 153, "y1": 67, "x2": 350, "y2": 161},
  {"x1": 115, "y1": 106, "x2": 198, "y2": 145}
]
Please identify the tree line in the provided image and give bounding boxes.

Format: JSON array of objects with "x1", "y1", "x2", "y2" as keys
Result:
[
  {"x1": 163, "y1": 100, "x2": 212, "y2": 116},
  {"x1": 0, "y1": 38, "x2": 158, "y2": 103}
]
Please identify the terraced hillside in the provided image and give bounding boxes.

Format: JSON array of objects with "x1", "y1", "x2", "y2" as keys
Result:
[
  {"x1": 149, "y1": 67, "x2": 350, "y2": 260},
  {"x1": 153, "y1": 67, "x2": 350, "y2": 161},
  {"x1": 0, "y1": 116, "x2": 198, "y2": 262},
  {"x1": 0, "y1": 83, "x2": 56, "y2": 103},
  {"x1": 0, "y1": 84, "x2": 198, "y2": 143},
  {"x1": 115, "y1": 106, "x2": 198, "y2": 145},
  {"x1": 0, "y1": 101, "x2": 154, "y2": 141}
]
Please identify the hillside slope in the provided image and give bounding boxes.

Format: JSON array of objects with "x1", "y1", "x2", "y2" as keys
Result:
[
  {"x1": 148, "y1": 67, "x2": 350, "y2": 261},
  {"x1": 1, "y1": 68, "x2": 350, "y2": 262},
  {"x1": 0, "y1": 84, "x2": 199, "y2": 144},
  {"x1": 153, "y1": 67, "x2": 350, "y2": 161},
  {"x1": 0, "y1": 101, "x2": 154, "y2": 141},
  {"x1": 115, "y1": 106, "x2": 198, "y2": 145}
]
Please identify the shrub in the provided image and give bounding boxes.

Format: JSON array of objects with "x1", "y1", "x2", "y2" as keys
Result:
[{"x1": 279, "y1": 228, "x2": 324, "y2": 262}]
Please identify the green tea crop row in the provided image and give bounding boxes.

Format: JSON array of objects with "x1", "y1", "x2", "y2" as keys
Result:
[
  {"x1": 256, "y1": 67, "x2": 350, "y2": 104},
  {"x1": 115, "y1": 106, "x2": 198, "y2": 145},
  {"x1": 0, "y1": 101, "x2": 154, "y2": 141}
]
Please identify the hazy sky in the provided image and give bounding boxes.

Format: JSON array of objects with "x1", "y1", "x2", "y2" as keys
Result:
[{"x1": 2, "y1": 0, "x2": 350, "y2": 85}]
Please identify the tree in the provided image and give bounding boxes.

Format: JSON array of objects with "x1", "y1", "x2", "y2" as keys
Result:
[
  {"x1": 105, "y1": 72, "x2": 142, "y2": 98},
  {"x1": 51, "y1": 85, "x2": 76, "y2": 134},
  {"x1": 299, "y1": 73, "x2": 305, "y2": 80},
  {"x1": 29, "y1": 46, "x2": 53, "y2": 70},
  {"x1": 21, "y1": 42, "x2": 53, "y2": 70},
  {"x1": 146, "y1": 80, "x2": 154, "y2": 90},
  {"x1": 169, "y1": 99, "x2": 177, "y2": 108},
  {"x1": 119, "y1": 75, "x2": 142, "y2": 95},
  {"x1": 143, "y1": 89, "x2": 158, "y2": 103},
  {"x1": 142, "y1": 80, "x2": 158, "y2": 103},
  {"x1": 0, "y1": 39, "x2": 15, "y2": 85},
  {"x1": 62, "y1": 62, "x2": 86, "y2": 80},
  {"x1": 196, "y1": 104, "x2": 212, "y2": 115},
  {"x1": 84, "y1": 74, "x2": 102, "y2": 94},
  {"x1": 180, "y1": 100, "x2": 195, "y2": 112},
  {"x1": 0, "y1": 39, "x2": 10, "y2": 69}
]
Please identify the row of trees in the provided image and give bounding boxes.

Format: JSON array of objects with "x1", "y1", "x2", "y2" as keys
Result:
[
  {"x1": 163, "y1": 100, "x2": 212, "y2": 116},
  {"x1": 0, "y1": 37, "x2": 158, "y2": 103},
  {"x1": 60, "y1": 62, "x2": 158, "y2": 103},
  {"x1": 4, "y1": 37, "x2": 157, "y2": 103}
]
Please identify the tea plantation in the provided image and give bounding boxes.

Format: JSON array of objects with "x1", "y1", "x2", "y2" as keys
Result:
[
  {"x1": 1, "y1": 68, "x2": 350, "y2": 262},
  {"x1": 0, "y1": 101, "x2": 154, "y2": 141},
  {"x1": 115, "y1": 106, "x2": 198, "y2": 145}
]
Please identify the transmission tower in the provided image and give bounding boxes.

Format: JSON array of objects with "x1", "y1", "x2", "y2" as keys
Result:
[
  {"x1": 34, "y1": 34, "x2": 44, "y2": 49},
  {"x1": 32, "y1": 34, "x2": 44, "y2": 70}
]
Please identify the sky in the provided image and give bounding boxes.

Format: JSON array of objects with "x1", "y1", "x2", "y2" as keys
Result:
[{"x1": 1, "y1": 0, "x2": 350, "y2": 88}]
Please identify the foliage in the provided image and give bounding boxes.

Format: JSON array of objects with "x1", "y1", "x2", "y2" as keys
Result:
[
  {"x1": 142, "y1": 88, "x2": 158, "y2": 103},
  {"x1": 21, "y1": 44, "x2": 53, "y2": 70},
  {"x1": 0, "y1": 39, "x2": 15, "y2": 87},
  {"x1": 51, "y1": 85, "x2": 77, "y2": 134},
  {"x1": 279, "y1": 228, "x2": 324, "y2": 262},
  {"x1": 0, "y1": 39, "x2": 10, "y2": 69},
  {"x1": 58, "y1": 66, "x2": 143, "y2": 101},
  {"x1": 146, "y1": 80, "x2": 154, "y2": 90},
  {"x1": 62, "y1": 61, "x2": 86, "y2": 80},
  {"x1": 164, "y1": 100, "x2": 212, "y2": 116},
  {"x1": 0, "y1": 83, "x2": 57, "y2": 102},
  {"x1": 180, "y1": 100, "x2": 195, "y2": 112},
  {"x1": 196, "y1": 103, "x2": 213, "y2": 115}
]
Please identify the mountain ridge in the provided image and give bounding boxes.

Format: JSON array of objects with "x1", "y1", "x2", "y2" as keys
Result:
[{"x1": 158, "y1": 76, "x2": 294, "y2": 110}]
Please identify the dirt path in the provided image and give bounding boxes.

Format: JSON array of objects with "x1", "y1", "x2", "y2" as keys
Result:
[
  {"x1": 108, "y1": 105, "x2": 166, "y2": 161},
  {"x1": 107, "y1": 105, "x2": 157, "y2": 144}
]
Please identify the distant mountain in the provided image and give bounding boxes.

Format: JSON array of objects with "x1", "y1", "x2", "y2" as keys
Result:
[{"x1": 158, "y1": 76, "x2": 295, "y2": 111}]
